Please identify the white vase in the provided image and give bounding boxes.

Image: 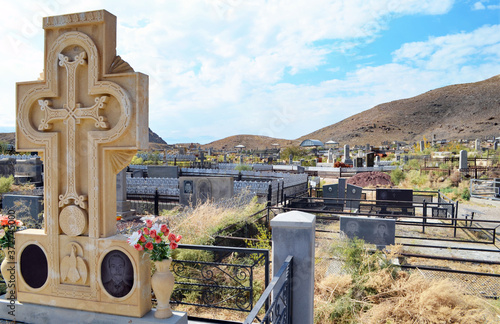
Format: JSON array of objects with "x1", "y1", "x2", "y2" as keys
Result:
[
  {"x1": 152, "y1": 258, "x2": 175, "y2": 319},
  {"x1": 1, "y1": 247, "x2": 16, "y2": 300}
]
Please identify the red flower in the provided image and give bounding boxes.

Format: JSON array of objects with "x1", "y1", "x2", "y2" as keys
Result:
[
  {"x1": 146, "y1": 220, "x2": 153, "y2": 228},
  {"x1": 168, "y1": 233, "x2": 176, "y2": 242},
  {"x1": 150, "y1": 230, "x2": 157, "y2": 238},
  {"x1": 175, "y1": 235, "x2": 182, "y2": 243},
  {"x1": 134, "y1": 243, "x2": 144, "y2": 251},
  {"x1": 170, "y1": 242, "x2": 178, "y2": 250},
  {"x1": 0, "y1": 217, "x2": 8, "y2": 226},
  {"x1": 143, "y1": 228, "x2": 149, "y2": 235},
  {"x1": 155, "y1": 235, "x2": 162, "y2": 243},
  {"x1": 160, "y1": 224, "x2": 169, "y2": 234},
  {"x1": 139, "y1": 235, "x2": 146, "y2": 243},
  {"x1": 145, "y1": 242, "x2": 154, "y2": 250}
]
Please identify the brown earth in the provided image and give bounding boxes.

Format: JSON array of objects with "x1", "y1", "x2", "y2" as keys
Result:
[
  {"x1": 300, "y1": 75, "x2": 500, "y2": 146},
  {"x1": 200, "y1": 134, "x2": 301, "y2": 150},
  {"x1": 346, "y1": 171, "x2": 393, "y2": 187}
]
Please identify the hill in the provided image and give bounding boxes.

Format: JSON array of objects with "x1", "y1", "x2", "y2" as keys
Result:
[
  {"x1": 0, "y1": 128, "x2": 167, "y2": 150},
  {"x1": 201, "y1": 134, "x2": 300, "y2": 150},
  {"x1": 299, "y1": 75, "x2": 500, "y2": 145}
]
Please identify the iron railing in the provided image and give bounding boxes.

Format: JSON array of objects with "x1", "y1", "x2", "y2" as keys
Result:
[
  {"x1": 170, "y1": 244, "x2": 270, "y2": 313},
  {"x1": 244, "y1": 255, "x2": 293, "y2": 324}
]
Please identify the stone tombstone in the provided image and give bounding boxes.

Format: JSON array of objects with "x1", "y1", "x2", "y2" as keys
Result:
[
  {"x1": 289, "y1": 154, "x2": 293, "y2": 164},
  {"x1": 178, "y1": 147, "x2": 186, "y2": 155},
  {"x1": 0, "y1": 158, "x2": 15, "y2": 177},
  {"x1": 322, "y1": 183, "x2": 340, "y2": 209},
  {"x1": 354, "y1": 157, "x2": 363, "y2": 168},
  {"x1": 147, "y1": 165, "x2": 179, "y2": 178},
  {"x1": 327, "y1": 149, "x2": 333, "y2": 164},
  {"x1": 179, "y1": 177, "x2": 233, "y2": 206},
  {"x1": 475, "y1": 139, "x2": 481, "y2": 151},
  {"x1": 419, "y1": 140, "x2": 425, "y2": 152},
  {"x1": 346, "y1": 184, "x2": 362, "y2": 211},
  {"x1": 494, "y1": 141, "x2": 498, "y2": 151},
  {"x1": 200, "y1": 151, "x2": 205, "y2": 164},
  {"x1": 375, "y1": 155, "x2": 381, "y2": 165},
  {"x1": 343, "y1": 144, "x2": 352, "y2": 164},
  {"x1": 459, "y1": 150, "x2": 468, "y2": 170},
  {"x1": 376, "y1": 188, "x2": 413, "y2": 213},
  {"x1": 495, "y1": 178, "x2": 500, "y2": 198},
  {"x1": 132, "y1": 169, "x2": 144, "y2": 178},
  {"x1": 366, "y1": 144, "x2": 371, "y2": 152},
  {"x1": 2, "y1": 194, "x2": 44, "y2": 224},
  {"x1": 366, "y1": 152, "x2": 374, "y2": 167},
  {"x1": 116, "y1": 169, "x2": 134, "y2": 220},
  {"x1": 340, "y1": 216, "x2": 395, "y2": 248},
  {"x1": 15, "y1": 11, "x2": 151, "y2": 317},
  {"x1": 239, "y1": 155, "x2": 244, "y2": 164},
  {"x1": 223, "y1": 154, "x2": 227, "y2": 163},
  {"x1": 338, "y1": 178, "x2": 346, "y2": 200},
  {"x1": 207, "y1": 148, "x2": 212, "y2": 156},
  {"x1": 14, "y1": 157, "x2": 43, "y2": 185}
]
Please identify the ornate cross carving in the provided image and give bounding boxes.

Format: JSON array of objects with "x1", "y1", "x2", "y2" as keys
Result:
[{"x1": 38, "y1": 51, "x2": 110, "y2": 211}]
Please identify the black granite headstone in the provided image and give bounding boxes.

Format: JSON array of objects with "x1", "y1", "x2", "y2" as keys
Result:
[
  {"x1": 376, "y1": 188, "x2": 413, "y2": 208},
  {"x1": 340, "y1": 216, "x2": 395, "y2": 247},
  {"x1": 20, "y1": 244, "x2": 48, "y2": 289},
  {"x1": 14, "y1": 158, "x2": 42, "y2": 185},
  {"x1": 0, "y1": 158, "x2": 15, "y2": 177},
  {"x1": 101, "y1": 250, "x2": 134, "y2": 298},
  {"x1": 2, "y1": 194, "x2": 43, "y2": 225},
  {"x1": 323, "y1": 184, "x2": 342, "y2": 210},
  {"x1": 346, "y1": 184, "x2": 362, "y2": 210},
  {"x1": 366, "y1": 153, "x2": 374, "y2": 167}
]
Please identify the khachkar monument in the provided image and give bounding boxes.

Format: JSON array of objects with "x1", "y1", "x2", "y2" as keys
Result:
[{"x1": 15, "y1": 10, "x2": 151, "y2": 316}]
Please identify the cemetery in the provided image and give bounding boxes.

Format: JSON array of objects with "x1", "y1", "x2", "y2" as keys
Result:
[{"x1": 1, "y1": 8, "x2": 500, "y2": 324}]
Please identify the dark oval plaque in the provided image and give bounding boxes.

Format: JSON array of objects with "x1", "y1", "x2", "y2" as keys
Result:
[
  {"x1": 20, "y1": 244, "x2": 48, "y2": 289},
  {"x1": 101, "y1": 250, "x2": 134, "y2": 298}
]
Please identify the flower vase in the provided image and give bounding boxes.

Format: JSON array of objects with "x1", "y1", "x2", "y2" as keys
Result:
[
  {"x1": 152, "y1": 258, "x2": 175, "y2": 319},
  {"x1": 1, "y1": 247, "x2": 16, "y2": 300}
]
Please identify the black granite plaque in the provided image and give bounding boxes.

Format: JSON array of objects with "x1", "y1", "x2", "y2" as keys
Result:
[
  {"x1": 376, "y1": 188, "x2": 413, "y2": 208},
  {"x1": 183, "y1": 180, "x2": 193, "y2": 194},
  {"x1": 340, "y1": 216, "x2": 395, "y2": 247},
  {"x1": 101, "y1": 250, "x2": 134, "y2": 298},
  {"x1": 20, "y1": 244, "x2": 48, "y2": 289},
  {"x1": 346, "y1": 184, "x2": 362, "y2": 210}
]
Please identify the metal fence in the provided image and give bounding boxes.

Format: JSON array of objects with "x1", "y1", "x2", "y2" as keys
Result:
[
  {"x1": 470, "y1": 178, "x2": 500, "y2": 200},
  {"x1": 170, "y1": 244, "x2": 270, "y2": 314},
  {"x1": 244, "y1": 255, "x2": 292, "y2": 324}
]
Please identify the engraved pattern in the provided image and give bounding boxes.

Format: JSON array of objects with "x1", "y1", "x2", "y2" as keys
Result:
[
  {"x1": 60, "y1": 242, "x2": 88, "y2": 285},
  {"x1": 59, "y1": 205, "x2": 87, "y2": 236},
  {"x1": 39, "y1": 51, "x2": 110, "y2": 210},
  {"x1": 43, "y1": 11, "x2": 104, "y2": 28},
  {"x1": 17, "y1": 29, "x2": 135, "y2": 299}
]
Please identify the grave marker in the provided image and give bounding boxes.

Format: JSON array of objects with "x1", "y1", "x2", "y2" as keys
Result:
[
  {"x1": 340, "y1": 216, "x2": 395, "y2": 248},
  {"x1": 15, "y1": 10, "x2": 150, "y2": 317}
]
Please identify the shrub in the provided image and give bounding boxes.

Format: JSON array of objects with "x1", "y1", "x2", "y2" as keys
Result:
[
  {"x1": 235, "y1": 164, "x2": 252, "y2": 171},
  {"x1": 0, "y1": 176, "x2": 14, "y2": 194},
  {"x1": 390, "y1": 168, "x2": 405, "y2": 185}
]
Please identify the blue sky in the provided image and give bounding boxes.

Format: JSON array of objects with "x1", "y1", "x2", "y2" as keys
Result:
[{"x1": 1, "y1": 0, "x2": 500, "y2": 145}]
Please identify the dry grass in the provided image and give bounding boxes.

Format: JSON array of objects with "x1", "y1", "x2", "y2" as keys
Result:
[
  {"x1": 314, "y1": 236, "x2": 500, "y2": 324},
  {"x1": 361, "y1": 274, "x2": 499, "y2": 323},
  {"x1": 159, "y1": 194, "x2": 264, "y2": 245}
]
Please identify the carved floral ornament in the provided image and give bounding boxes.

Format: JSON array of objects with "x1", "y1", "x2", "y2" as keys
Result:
[{"x1": 17, "y1": 31, "x2": 132, "y2": 237}]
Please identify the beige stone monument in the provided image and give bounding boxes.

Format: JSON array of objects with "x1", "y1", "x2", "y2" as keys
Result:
[{"x1": 15, "y1": 10, "x2": 150, "y2": 317}]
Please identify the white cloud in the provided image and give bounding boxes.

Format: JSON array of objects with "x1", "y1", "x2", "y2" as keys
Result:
[
  {"x1": 6, "y1": 0, "x2": 500, "y2": 144},
  {"x1": 473, "y1": 1, "x2": 486, "y2": 10}
]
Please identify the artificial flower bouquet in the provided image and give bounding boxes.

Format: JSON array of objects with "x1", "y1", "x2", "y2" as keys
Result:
[
  {"x1": 0, "y1": 214, "x2": 24, "y2": 249},
  {"x1": 127, "y1": 216, "x2": 182, "y2": 262}
]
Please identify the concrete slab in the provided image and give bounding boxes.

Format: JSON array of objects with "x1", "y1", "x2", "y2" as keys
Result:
[{"x1": 0, "y1": 297, "x2": 187, "y2": 324}]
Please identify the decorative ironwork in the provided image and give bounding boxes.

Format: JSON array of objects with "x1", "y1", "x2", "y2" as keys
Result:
[
  {"x1": 244, "y1": 255, "x2": 292, "y2": 324},
  {"x1": 170, "y1": 244, "x2": 270, "y2": 312}
]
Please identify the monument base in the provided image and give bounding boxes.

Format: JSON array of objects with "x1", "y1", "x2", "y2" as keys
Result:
[{"x1": 0, "y1": 297, "x2": 187, "y2": 324}]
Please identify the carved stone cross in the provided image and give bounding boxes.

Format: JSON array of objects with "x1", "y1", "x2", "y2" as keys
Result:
[{"x1": 15, "y1": 10, "x2": 151, "y2": 317}]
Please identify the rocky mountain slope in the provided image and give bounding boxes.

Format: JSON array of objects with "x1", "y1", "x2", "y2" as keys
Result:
[{"x1": 299, "y1": 75, "x2": 500, "y2": 145}]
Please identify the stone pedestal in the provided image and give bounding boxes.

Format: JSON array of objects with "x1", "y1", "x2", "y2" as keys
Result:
[
  {"x1": 271, "y1": 211, "x2": 315, "y2": 324},
  {"x1": 0, "y1": 297, "x2": 187, "y2": 324},
  {"x1": 116, "y1": 169, "x2": 135, "y2": 220}
]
